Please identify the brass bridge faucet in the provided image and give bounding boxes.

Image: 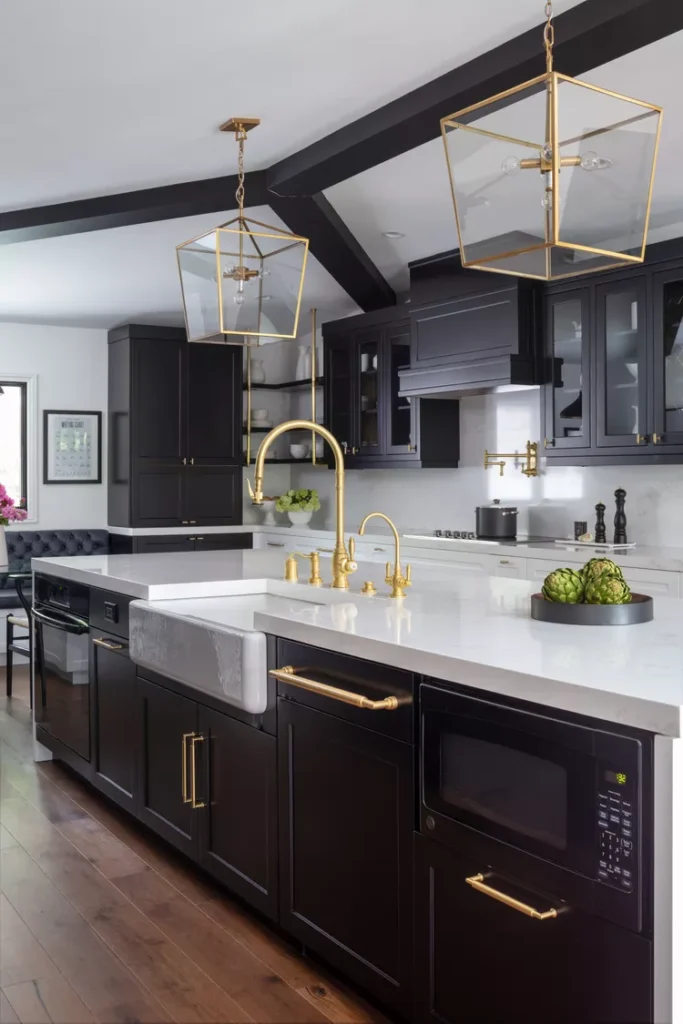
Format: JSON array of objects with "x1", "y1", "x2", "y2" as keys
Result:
[
  {"x1": 484, "y1": 440, "x2": 539, "y2": 478},
  {"x1": 358, "y1": 512, "x2": 412, "y2": 599},
  {"x1": 248, "y1": 420, "x2": 357, "y2": 590}
]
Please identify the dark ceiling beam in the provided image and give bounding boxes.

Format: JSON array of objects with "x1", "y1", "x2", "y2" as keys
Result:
[
  {"x1": 268, "y1": 191, "x2": 395, "y2": 311},
  {"x1": 268, "y1": 0, "x2": 683, "y2": 197},
  {"x1": 0, "y1": 171, "x2": 269, "y2": 244}
]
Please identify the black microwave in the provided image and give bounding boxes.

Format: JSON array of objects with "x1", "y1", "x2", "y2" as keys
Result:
[{"x1": 420, "y1": 682, "x2": 652, "y2": 934}]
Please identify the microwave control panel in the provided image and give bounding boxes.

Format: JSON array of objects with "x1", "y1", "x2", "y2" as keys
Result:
[{"x1": 597, "y1": 766, "x2": 635, "y2": 893}]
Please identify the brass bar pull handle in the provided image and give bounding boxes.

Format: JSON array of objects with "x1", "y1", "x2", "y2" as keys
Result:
[
  {"x1": 190, "y1": 735, "x2": 205, "y2": 809},
  {"x1": 270, "y1": 667, "x2": 399, "y2": 711},
  {"x1": 465, "y1": 874, "x2": 558, "y2": 921},
  {"x1": 92, "y1": 637, "x2": 126, "y2": 652},
  {"x1": 182, "y1": 733, "x2": 193, "y2": 804}
]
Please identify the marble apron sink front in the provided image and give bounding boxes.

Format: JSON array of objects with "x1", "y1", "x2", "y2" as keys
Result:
[{"x1": 129, "y1": 594, "x2": 316, "y2": 714}]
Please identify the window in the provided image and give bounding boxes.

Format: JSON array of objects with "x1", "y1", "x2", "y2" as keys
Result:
[{"x1": 0, "y1": 381, "x2": 28, "y2": 510}]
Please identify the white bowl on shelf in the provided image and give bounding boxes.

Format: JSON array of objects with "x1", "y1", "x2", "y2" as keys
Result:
[{"x1": 289, "y1": 443, "x2": 309, "y2": 459}]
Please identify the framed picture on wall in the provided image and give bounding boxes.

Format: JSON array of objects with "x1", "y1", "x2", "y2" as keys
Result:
[{"x1": 43, "y1": 410, "x2": 102, "y2": 484}]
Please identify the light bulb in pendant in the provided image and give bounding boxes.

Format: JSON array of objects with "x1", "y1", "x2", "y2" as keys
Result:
[
  {"x1": 541, "y1": 191, "x2": 553, "y2": 211},
  {"x1": 502, "y1": 155, "x2": 521, "y2": 176},
  {"x1": 234, "y1": 280, "x2": 245, "y2": 306}
]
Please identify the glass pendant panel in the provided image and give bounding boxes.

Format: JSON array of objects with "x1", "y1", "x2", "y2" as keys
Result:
[{"x1": 555, "y1": 76, "x2": 661, "y2": 263}]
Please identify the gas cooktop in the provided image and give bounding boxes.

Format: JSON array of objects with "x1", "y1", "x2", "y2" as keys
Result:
[{"x1": 404, "y1": 531, "x2": 557, "y2": 546}]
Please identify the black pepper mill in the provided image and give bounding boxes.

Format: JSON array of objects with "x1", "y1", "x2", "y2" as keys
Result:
[
  {"x1": 595, "y1": 502, "x2": 606, "y2": 544},
  {"x1": 614, "y1": 488, "x2": 627, "y2": 545}
]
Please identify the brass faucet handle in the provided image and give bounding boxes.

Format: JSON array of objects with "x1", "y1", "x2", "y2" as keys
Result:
[
  {"x1": 404, "y1": 564, "x2": 412, "y2": 586},
  {"x1": 340, "y1": 535, "x2": 358, "y2": 577},
  {"x1": 385, "y1": 561, "x2": 393, "y2": 584}
]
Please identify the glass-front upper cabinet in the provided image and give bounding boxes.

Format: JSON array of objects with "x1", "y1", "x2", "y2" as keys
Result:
[
  {"x1": 595, "y1": 278, "x2": 647, "y2": 448},
  {"x1": 652, "y1": 269, "x2": 683, "y2": 447},
  {"x1": 545, "y1": 290, "x2": 591, "y2": 450},
  {"x1": 384, "y1": 323, "x2": 417, "y2": 457},
  {"x1": 354, "y1": 329, "x2": 382, "y2": 456}
]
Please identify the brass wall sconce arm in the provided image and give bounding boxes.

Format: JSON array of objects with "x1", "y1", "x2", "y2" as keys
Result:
[{"x1": 484, "y1": 441, "x2": 539, "y2": 478}]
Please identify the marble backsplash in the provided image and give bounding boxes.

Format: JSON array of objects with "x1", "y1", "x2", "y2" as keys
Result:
[{"x1": 287, "y1": 389, "x2": 683, "y2": 545}]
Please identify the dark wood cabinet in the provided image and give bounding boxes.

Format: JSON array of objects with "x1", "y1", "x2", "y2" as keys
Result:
[
  {"x1": 278, "y1": 696, "x2": 414, "y2": 1013},
  {"x1": 108, "y1": 325, "x2": 243, "y2": 527},
  {"x1": 323, "y1": 312, "x2": 459, "y2": 468},
  {"x1": 415, "y1": 834, "x2": 652, "y2": 1024},
  {"x1": 137, "y1": 676, "x2": 200, "y2": 859},
  {"x1": 198, "y1": 706, "x2": 278, "y2": 919},
  {"x1": 545, "y1": 257, "x2": 683, "y2": 464},
  {"x1": 90, "y1": 632, "x2": 137, "y2": 813}
]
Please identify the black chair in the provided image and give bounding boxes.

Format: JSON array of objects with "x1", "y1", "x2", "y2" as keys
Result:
[{"x1": 5, "y1": 577, "x2": 33, "y2": 705}]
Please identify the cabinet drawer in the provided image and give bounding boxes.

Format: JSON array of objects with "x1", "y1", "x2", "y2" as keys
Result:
[
  {"x1": 275, "y1": 639, "x2": 414, "y2": 743},
  {"x1": 192, "y1": 533, "x2": 253, "y2": 551},
  {"x1": 90, "y1": 588, "x2": 132, "y2": 639}
]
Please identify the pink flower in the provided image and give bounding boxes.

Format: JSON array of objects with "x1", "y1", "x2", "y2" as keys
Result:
[{"x1": 0, "y1": 482, "x2": 27, "y2": 526}]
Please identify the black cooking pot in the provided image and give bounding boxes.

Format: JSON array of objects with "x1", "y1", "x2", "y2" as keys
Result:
[{"x1": 475, "y1": 499, "x2": 519, "y2": 539}]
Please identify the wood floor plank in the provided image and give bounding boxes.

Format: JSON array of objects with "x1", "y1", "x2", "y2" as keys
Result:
[
  {"x1": 2, "y1": 977, "x2": 95, "y2": 1024},
  {"x1": 0, "y1": 896, "x2": 61, "y2": 988},
  {"x1": 117, "y1": 879, "x2": 329, "y2": 1024},
  {"x1": 0, "y1": 847, "x2": 173, "y2": 1024}
]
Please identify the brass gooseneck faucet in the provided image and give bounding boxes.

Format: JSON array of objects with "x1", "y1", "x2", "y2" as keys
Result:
[
  {"x1": 247, "y1": 420, "x2": 357, "y2": 589},
  {"x1": 358, "y1": 512, "x2": 412, "y2": 599}
]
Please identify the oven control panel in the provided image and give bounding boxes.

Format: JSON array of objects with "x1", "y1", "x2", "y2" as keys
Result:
[{"x1": 597, "y1": 768, "x2": 635, "y2": 893}]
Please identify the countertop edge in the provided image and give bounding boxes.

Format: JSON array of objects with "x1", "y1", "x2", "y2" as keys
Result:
[{"x1": 255, "y1": 610, "x2": 683, "y2": 738}]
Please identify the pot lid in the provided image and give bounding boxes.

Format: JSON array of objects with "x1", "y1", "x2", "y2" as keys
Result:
[{"x1": 477, "y1": 499, "x2": 518, "y2": 511}]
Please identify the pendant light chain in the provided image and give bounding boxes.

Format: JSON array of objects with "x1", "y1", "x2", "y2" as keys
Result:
[
  {"x1": 235, "y1": 126, "x2": 247, "y2": 217},
  {"x1": 544, "y1": 1, "x2": 554, "y2": 72}
]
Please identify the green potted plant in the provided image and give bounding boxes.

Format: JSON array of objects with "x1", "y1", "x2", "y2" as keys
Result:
[{"x1": 275, "y1": 488, "x2": 321, "y2": 528}]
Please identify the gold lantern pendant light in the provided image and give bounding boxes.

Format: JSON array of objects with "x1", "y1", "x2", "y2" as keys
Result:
[
  {"x1": 441, "y1": 2, "x2": 663, "y2": 281},
  {"x1": 177, "y1": 118, "x2": 309, "y2": 343}
]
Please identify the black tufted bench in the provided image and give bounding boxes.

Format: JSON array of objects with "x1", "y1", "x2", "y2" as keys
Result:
[{"x1": 0, "y1": 529, "x2": 109, "y2": 610}]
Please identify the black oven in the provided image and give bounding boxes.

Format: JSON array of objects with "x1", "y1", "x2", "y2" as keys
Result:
[
  {"x1": 33, "y1": 575, "x2": 91, "y2": 763},
  {"x1": 420, "y1": 682, "x2": 652, "y2": 933}
]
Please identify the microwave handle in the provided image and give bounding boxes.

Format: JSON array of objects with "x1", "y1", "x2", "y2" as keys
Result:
[{"x1": 32, "y1": 606, "x2": 89, "y2": 635}]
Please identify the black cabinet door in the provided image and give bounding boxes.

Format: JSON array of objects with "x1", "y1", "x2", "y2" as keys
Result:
[
  {"x1": 278, "y1": 698, "x2": 413, "y2": 1014},
  {"x1": 198, "y1": 706, "x2": 278, "y2": 919},
  {"x1": 353, "y1": 327, "x2": 384, "y2": 459},
  {"x1": 410, "y1": 284, "x2": 519, "y2": 368},
  {"x1": 384, "y1": 322, "x2": 418, "y2": 458},
  {"x1": 187, "y1": 344, "x2": 241, "y2": 464},
  {"x1": 133, "y1": 465, "x2": 184, "y2": 527},
  {"x1": 414, "y1": 834, "x2": 651, "y2": 1024},
  {"x1": 192, "y1": 533, "x2": 252, "y2": 552},
  {"x1": 137, "y1": 676, "x2": 200, "y2": 859},
  {"x1": 90, "y1": 633, "x2": 137, "y2": 812},
  {"x1": 651, "y1": 267, "x2": 683, "y2": 448},
  {"x1": 183, "y1": 465, "x2": 241, "y2": 526},
  {"x1": 595, "y1": 277, "x2": 648, "y2": 449},
  {"x1": 134, "y1": 536, "x2": 195, "y2": 554},
  {"x1": 324, "y1": 334, "x2": 356, "y2": 456},
  {"x1": 132, "y1": 337, "x2": 185, "y2": 462},
  {"x1": 544, "y1": 288, "x2": 592, "y2": 451}
]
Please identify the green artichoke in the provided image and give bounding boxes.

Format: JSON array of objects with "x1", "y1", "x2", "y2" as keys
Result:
[
  {"x1": 582, "y1": 558, "x2": 624, "y2": 582},
  {"x1": 584, "y1": 573, "x2": 632, "y2": 605},
  {"x1": 541, "y1": 568, "x2": 585, "y2": 604}
]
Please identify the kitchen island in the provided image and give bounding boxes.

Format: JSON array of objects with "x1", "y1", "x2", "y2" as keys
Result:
[{"x1": 29, "y1": 549, "x2": 683, "y2": 1024}]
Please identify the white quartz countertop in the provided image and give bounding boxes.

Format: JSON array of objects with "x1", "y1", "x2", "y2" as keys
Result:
[{"x1": 42, "y1": 548, "x2": 683, "y2": 737}]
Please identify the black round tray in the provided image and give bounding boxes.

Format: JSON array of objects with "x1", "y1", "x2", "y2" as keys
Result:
[{"x1": 531, "y1": 593, "x2": 653, "y2": 626}]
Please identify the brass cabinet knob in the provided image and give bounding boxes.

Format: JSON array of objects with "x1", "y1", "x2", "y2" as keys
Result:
[
  {"x1": 636, "y1": 433, "x2": 648, "y2": 445},
  {"x1": 351, "y1": 446, "x2": 359, "y2": 455},
  {"x1": 653, "y1": 432, "x2": 662, "y2": 444},
  {"x1": 408, "y1": 443, "x2": 417, "y2": 452},
  {"x1": 543, "y1": 438, "x2": 554, "y2": 449}
]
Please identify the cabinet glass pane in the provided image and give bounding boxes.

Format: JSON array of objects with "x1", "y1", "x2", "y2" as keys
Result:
[
  {"x1": 389, "y1": 337, "x2": 411, "y2": 448},
  {"x1": 662, "y1": 279, "x2": 683, "y2": 433},
  {"x1": 551, "y1": 299, "x2": 584, "y2": 439},
  {"x1": 604, "y1": 289, "x2": 641, "y2": 437},
  {"x1": 359, "y1": 340, "x2": 379, "y2": 449}
]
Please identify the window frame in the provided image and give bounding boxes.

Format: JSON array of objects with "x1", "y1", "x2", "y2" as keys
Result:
[{"x1": 0, "y1": 374, "x2": 37, "y2": 522}]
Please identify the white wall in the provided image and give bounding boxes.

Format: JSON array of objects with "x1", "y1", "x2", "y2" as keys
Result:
[
  {"x1": 0, "y1": 322, "x2": 108, "y2": 531},
  {"x1": 292, "y1": 389, "x2": 683, "y2": 546}
]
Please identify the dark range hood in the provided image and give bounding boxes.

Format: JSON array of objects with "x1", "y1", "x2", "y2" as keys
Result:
[{"x1": 398, "y1": 249, "x2": 544, "y2": 399}]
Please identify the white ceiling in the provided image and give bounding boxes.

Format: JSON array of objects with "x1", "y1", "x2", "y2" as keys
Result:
[
  {"x1": 0, "y1": 2, "x2": 680, "y2": 328},
  {"x1": 0, "y1": 207, "x2": 358, "y2": 328},
  {"x1": 0, "y1": 0, "x2": 585, "y2": 210},
  {"x1": 326, "y1": 31, "x2": 683, "y2": 291}
]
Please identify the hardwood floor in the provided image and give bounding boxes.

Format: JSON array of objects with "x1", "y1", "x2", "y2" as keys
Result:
[{"x1": 0, "y1": 667, "x2": 389, "y2": 1024}]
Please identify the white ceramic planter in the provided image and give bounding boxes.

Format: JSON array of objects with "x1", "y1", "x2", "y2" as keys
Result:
[
  {"x1": 287, "y1": 510, "x2": 313, "y2": 528},
  {"x1": 0, "y1": 525, "x2": 8, "y2": 571}
]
